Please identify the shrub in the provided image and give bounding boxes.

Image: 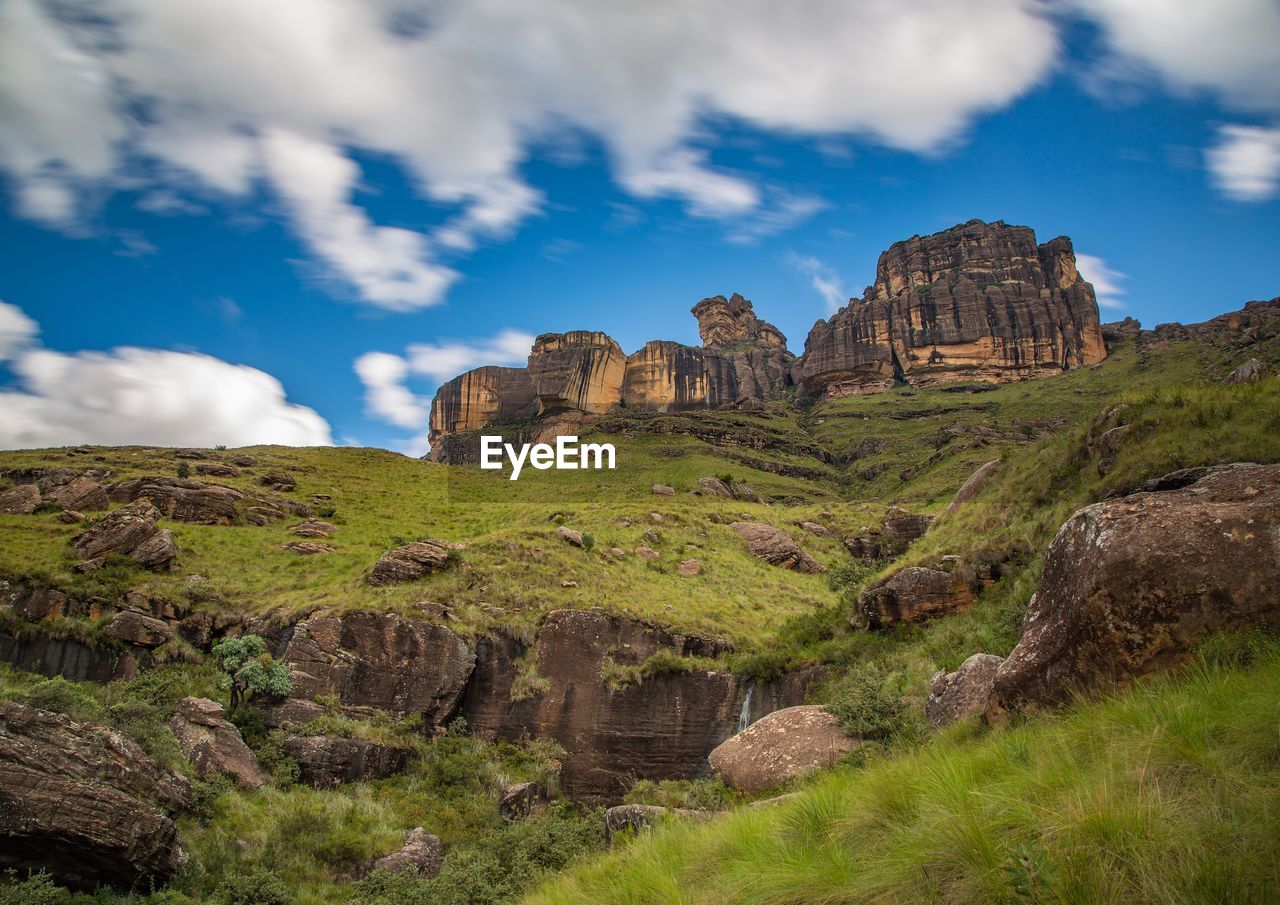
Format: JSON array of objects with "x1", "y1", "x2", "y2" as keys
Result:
[
  {"x1": 213, "y1": 868, "x2": 291, "y2": 905},
  {"x1": 21, "y1": 676, "x2": 105, "y2": 723},
  {"x1": 211, "y1": 635, "x2": 291, "y2": 711},
  {"x1": 176, "y1": 463, "x2": 190, "y2": 479},
  {"x1": 0, "y1": 870, "x2": 64, "y2": 905},
  {"x1": 825, "y1": 670, "x2": 908, "y2": 741},
  {"x1": 580, "y1": 532, "x2": 595, "y2": 551}
]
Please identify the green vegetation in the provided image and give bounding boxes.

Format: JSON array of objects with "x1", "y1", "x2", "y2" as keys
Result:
[{"x1": 212, "y1": 635, "x2": 291, "y2": 711}]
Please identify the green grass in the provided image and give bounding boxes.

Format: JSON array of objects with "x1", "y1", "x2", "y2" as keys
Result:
[{"x1": 527, "y1": 636, "x2": 1280, "y2": 905}]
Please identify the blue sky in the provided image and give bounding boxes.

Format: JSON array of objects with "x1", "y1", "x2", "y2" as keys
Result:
[{"x1": 0, "y1": 1, "x2": 1277, "y2": 453}]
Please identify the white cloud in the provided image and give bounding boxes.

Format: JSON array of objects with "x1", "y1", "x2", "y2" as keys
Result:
[
  {"x1": 354, "y1": 351, "x2": 428, "y2": 430},
  {"x1": 0, "y1": 0, "x2": 1063, "y2": 308},
  {"x1": 785, "y1": 252, "x2": 848, "y2": 313},
  {"x1": 1205, "y1": 125, "x2": 1280, "y2": 202},
  {"x1": 405, "y1": 329, "x2": 535, "y2": 382},
  {"x1": 0, "y1": 301, "x2": 331, "y2": 448},
  {"x1": 1075, "y1": 253, "x2": 1127, "y2": 310}
]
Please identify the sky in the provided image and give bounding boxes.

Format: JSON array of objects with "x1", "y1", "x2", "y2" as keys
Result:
[{"x1": 0, "y1": 0, "x2": 1277, "y2": 454}]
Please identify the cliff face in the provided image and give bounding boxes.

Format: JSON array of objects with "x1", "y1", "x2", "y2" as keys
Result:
[
  {"x1": 795, "y1": 220, "x2": 1106, "y2": 400},
  {"x1": 527, "y1": 331, "x2": 627, "y2": 414},
  {"x1": 693, "y1": 293, "x2": 794, "y2": 404},
  {"x1": 621, "y1": 341, "x2": 710, "y2": 411},
  {"x1": 427, "y1": 366, "x2": 536, "y2": 449}
]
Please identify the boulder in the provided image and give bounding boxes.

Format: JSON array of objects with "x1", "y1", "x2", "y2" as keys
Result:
[
  {"x1": 799, "y1": 521, "x2": 830, "y2": 536},
  {"x1": 260, "y1": 473, "x2": 296, "y2": 492},
  {"x1": 1225, "y1": 357, "x2": 1268, "y2": 384},
  {"x1": 730, "y1": 522, "x2": 824, "y2": 573},
  {"x1": 283, "y1": 541, "x2": 335, "y2": 555},
  {"x1": 103, "y1": 609, "x2": 175, "y2": 648},
  {"x1": 59, "y1": 509, "x2": 86, "y2": 523},
  {"x1": 498, "y1": 781, "x2": 540, "y2": 821},
  {"x1": 71, "y1": 500, "x2": 176, "y2": 571},
  {"x1": 677, "y1": 559, "x2": 703, "y2": 577},
  {"x1": 635, "y1": 546, "x2": 660, "y2": 561},
  {"x1": 292, "y1": 519, "x2": 336, "y2": 538},
  {"x1": 880, "y1": 508, "x2": 933, "y2": 555},
  {"x1": 843, "y1": 533, "x2": 882, "y2": 563},
  {"x1": 0, "y1": 702, "x2": 189, "y2": 891},
  {"x1": 174, "y1": 448, "x2": 207, "y2": 459},
  {"x1": 194, "y1": 462, "x2": 239, "y2": 477},
  {"x1": 652, "y1": 483, "x2": 676, "y2": 496},
  {"x1": 604, "y1": 804, "x2": 710, "y2": 847},
  {"x1": 0, "y1": 483, "x2": 41, "y2": 514},
  {"x1": 44, "y1": 474, "x2": 109, "y2": 511},
  {"x1": 282, "y1": 735, "x2": 413, "y2": 786},
  {"x1": 691, "y1": 293, "x2": 794, "y2": 402},
  {"x1": 108, "y1": 476, "x2": 243, "y2": 524},
  {"x1": 557, "y1": 525, "x2": 584, "y2": 547},
  {"x1": 990, "y1": 463, "x2": 1280, "y2": 715},
  {"x1": 926, "y1": 654, "x2": 1004, "y2": 728},
  {"x1": 370, "y1": 828, "x2": 444, "y2": 877},
  {"x1": 945, "y1": 459, "x2": 1000, "y2": 514},
  {"x1": 859, "y1": 566, "x2": 975, "y2": 629},
  {"x1": 708, "y1": 705, "x2": 858, "y2": 793},
  {"x1": 230, "y1": 454, "x2": 257, "y2": 467},
  {"x1": 696, "y1": 476, "x2": 734, "y2": 498},
  {"x1": 367, "y1": 540, "x2": 454, "y2": 586},
  {"x1": 1101, "y1": 316, "x2": 1142, "y2": 346},
  {"x1": 168, "y1": 697, "x2": 269, "y2": 789}
]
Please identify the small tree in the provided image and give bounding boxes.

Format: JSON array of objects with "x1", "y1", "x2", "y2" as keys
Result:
[{"x1": 212, "y1": 635, "x2": 292, "y2": 711}]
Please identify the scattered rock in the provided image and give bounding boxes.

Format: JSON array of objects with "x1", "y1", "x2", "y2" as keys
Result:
[
  {"x1": 103, "y1": 609, "x2": 175, "y2": 648},
  {"x1": 260, "y1": 472, "x2": 296, "y2": 492},
  {"x1": 642, "y1": 527, "x2": 662, "y2": 545},
  {"x1": 71, "y1": 500, "x2": 177, "y2": 571},
  {"x1": 880, "y1": 508, "x2": 934, "y2": 554},
  {"x1": 230, "y1": 454, "x2": 257, "y2": 467},
  {"x1": 291, "y1": 519, "x2": 336, "y2": 538},
  {"x1": 926, "y1": 654, "x2": 1004, "y2": 728},
  {"x1": 604, "y1": 804, "x2": 709, "y2": 847},
  {"x1": 1101, "y1": 316, "x2": 1141, "y2": 345},
  {"x1": 843, "y1": 533, "x2": 881, "y2": 563},
  {"x1": 945, "y1": 459, "x2": 1000, "y2": 515},
  {"x1": 44, "y1": 475, "x2": 109, "y2": 511},
  {"x1": 557, "y1": 525, "x2": 584, "y2": 547},
  {"x1": 58, "y1": 509, "x2": 86, "y2": 523},
  {"x1": 367, "y1": 540, "x2": 454, "y2": 586},
  {"x1": 696, "y1": 476, "x2": 733, "y2": 498},
  {"x1": 168, "y1": 698, "x2": 269, "y2": 789},
  {"x1": 0, "y1": 483, "x2": 41, "y2": 514},
  {"x1": 730, "y1": 522, "x2": 824, "y2": 573},
  {"x1": 859, "y1": 567, "x2": 974, "y2": 629},
  {"x1": 798, "y1": 521, "x2": 830, "y2": 536},
  {"x1": 1089, "y1": 424, "x2": 1130, "y2": 475},
  {"x1": 174, "y1": 448, "x2": 207, "y2": 459},
  {"x1": 193, "y1": 463, "x2": 239, "y2": 477},
  {"x1": 677, "y1": 559, "x2": 702, "y2": 577},
  {"x1": 990, "y1": 463, "x2": 1280, "y2": 716},
  {"x1": 370, "y1": 828, "x2": 444, "y2": 877},
  {"x1": 635, "y1": 546, "x2": 660, "y2": 561},
  {"x1": 561, "y1": 579, "x2": 578, "y2": 588},
  {"x1": 652, "y1": 484, "x2": 676, "y2": 496},
  {"x1": 1225, "y1": 357, "x2": 1268, "y2": 384},
  {"x1": 108, "y1": 477, "x2": 243, "y2": 524},
  {"x1": 708, "y1": 705, "x2": 857, "y2": 793},
  {"x1": 282, "y1": 735, "x2": 414, "y2": 787},
  {"x1": 283, "y1": 541, "x2": 335, "y2": 555},
  {"x1": 0, "y1": 702, "x2": 190, "y2": 891},
  {"x1": 498, "y1": 781, "x2": 540, "y2": 821},
  {"x1": 608, "y1": 547, "x2": 627, "y2": 559}
]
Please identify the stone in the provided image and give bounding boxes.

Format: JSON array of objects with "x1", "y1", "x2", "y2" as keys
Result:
[
  {"x1": 858, "y1": 567, "x2": 975, "y2": 629},
  {"x1": 292, "y1": 519, "x2": 336, "y2": 537},
  {"x1": 990, "y1": 463, "x2": 1280, "y2": 715},
  {"x1": 946, "y1": 459, "x2": 1000, "y2": 515},
  {"x1": 108, "y1": 476, "x2": 244, "y2": 524},
  {"x1": 230, "y1": 454, "x2": 257, "y2": 467},
  {"x1": 0, "y1": 702, "x2": 189, "y2": 891},
  {"x1": 708, "y1": 705, "x2": 858, "y2": 794},
  {"x1": 193, "y1": 462, "x2": 239, "y2": 477},
  {"x1": 71, "y1": 499, "x2": 176, "y2": 571},
  {"x1": 277, "y1": 611, "x2": 475, "y2": 728},
  {"x1": 623, "y1": 341, "x2": 711, "y2": 411},
  {"x1": 103, "y1": 609, "x2": 175, "y2": 648},
  {"x1": 168, "y1": 697, "x2": 269, "y2": 789},
  {"x1": 367, "y1": 540, "x2": 454, "y2": 586},
  {"x1": 260, "y1": 472, "x2": 296, "y2": 492},
  {"x1": 528, "y1": 331, "x2": 627, "y2": 414},
  {"x1": 798, "y1": 521, "x2": 829, "y2": 536},
  {"x1": 697, "y1": 476, "x2": 733, "y2": 498},
  {"x1": 1225, "y1": 357, "x2": 1268, "y2": 384},
  {"x1": 282, "y1": 735, "x2": 414, "y2": 786},
  {"x1": 609, "y1": 547, "x2": 626, "y2": 558},
  {"x1": 174, "y1": 448, "x2": 207, "y2": 459},
  {"x1": 926, "y1": 654, "x2": 1004, "y2": 728},
  {"x1": 44, "y1": 474, "x2": 109, "y2": 511},
  {"x1": 677, "y1": 559, "x2": 702, "y2": 577},
  {"x1": 652, "y1": 483, "x2": 676, "y2": 495},
  {"x1": 0, "y1": 483, "x2": 41, "y2": 514},
  {"x1": 1089, "y1": 424, "x2": 1130, "y2": 475},
  {"x1": 794, "y1": 220, "x2": 1106, "y2": 400},
  {"x1": 1101, "y1": 317, "x2": 1141, "y2": 345},
  {"x1": 604, "y1": 804, "x2": 710, "y2": 847},
  {"x1": 691, "y1": 293, "x2": 794, "y2": 402},
  {"x1": 370, "y1": 828, "x2": 444, "y2": 877},
  {"x1": 880, "y1": 508, "x2": 934, "y2": 555},
  {"x1": 427, "y1": 366, "x2": 537, "y2": 449},
  {"x1": 498, "y1": 781, "x2": 540, "y2": 821},
  {"x1": 730, "y1": 522, "x2": 824, "y2": 573},
  {"x1": 635, "y1": 546, "x2": 660, "y2": 561},
  {"x1": 557, "y1": 525, "x2": 584, "y2": 547},
  {"x1": 59, "y1": 509, "x2": 86, "y2": 523},
  {"x1": 843, "y1": 534, "x2": 882, "y2": 563},
  {"x1": 642, "y1": 527, "x2": 662, "y2": 545},
  {"x1": 283, "y1": 541, "x2": 335, "y2": 555}
]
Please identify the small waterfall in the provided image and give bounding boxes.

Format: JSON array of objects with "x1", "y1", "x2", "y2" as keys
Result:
[{"x1": 736, "y1": 684, "x2": 755, "y2": 734}]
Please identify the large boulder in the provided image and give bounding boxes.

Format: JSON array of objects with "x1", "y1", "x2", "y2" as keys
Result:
[
  {"x1": 168, "y1": 698, "x2": 269, "y2": 790},
  {"x1": 44, "y1": 474, "x2": 110, "y2": 512},
  {"x1": 990, "y1": 463, "x2": 1280, "y2": 715},
  {"x1": 71, "y1": 500, "x2": 176, "y2": 571},
  {"x1": 945, "y1": 459, "x2": 1000, "y2": 515},
  {"x1": 103, "y1": 609, "x2": 175, "y2": 648},
  {"x1": 367, "y1": 540, "x2": 454, "y2": 586},
  {"x1": 369, "y1": 828, "x2": 444, "y2": 877},
  {"x1": 0, "y1": 483, "x2": 41, "y2": 514},
  {"x1": 858, "y1": 567, "x2": 975, "y2": 629},
  {"x1": 926, "y1": 654, "x2": 1004, "y2": 728},
  {"x1": 107, "y1": 477, "x2": 243, "y2": 524},
  {"x1": 708, "y1": 705, "x2": 858, "y2": 793},
  {"x1": 282, "y1": 734, "x2": 414, "y2": 786},
  {"x1": 730, "y1": 522, "x2": 824, "y2": 573},
  {"x1": 0, "y1": 702, "x2": 190, "y2": 891}
]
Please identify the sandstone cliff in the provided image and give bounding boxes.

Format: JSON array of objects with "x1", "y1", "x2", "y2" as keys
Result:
[
  {"x1": 794, "y1": 220, "x2": 1106, "y2": 400},
  {"x1": 528, "y1": 331, "x2": 627, "y2": 414},
  {"x1": 427, "y1": 366, "x2": 536, "y2": 449}
]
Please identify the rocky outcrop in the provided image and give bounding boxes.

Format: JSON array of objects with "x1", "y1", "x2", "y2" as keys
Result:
[
  {"x1": 528, "y1": 331, "x2": 627, "y2": 414},
  {"x1": 0, "y1": 482, "x2": 41, "y2": 513},
  {"x1": 1225, "y1": 358, "x2": 1268, "y2": 384},
  {"x1": 990, "y1": 463, "x2": 1280, "y2": 715},
  {"x1": 71, "y1": 499, "x2": 176, "y2": 571},
  {"x1": 273, "y1": 611, "x2": 475, "y2": 728},
  {"x1": 44, "y1": 474, "x2": 110, "y2": 511},
  {"x1": 730, "y1": 522, "x2": 825, "y2": 573},
  {"x1": 369, "y1": 828, "x2": 444, "y2": 877},
  {"x1": 622, "y1": 341, "x2": 710, "y2": 411},
  {"x1": 708, "y1": 705, "x2": 858, "y2": 793},
  {"x1": 945, "y1": 459, "x2": 1000, "y2": 514},
  {"x1": 604, "y1": 804, "x2": 710, "y2": 847},
  {"x1": 794, "y1": 220, "x2": 1106, "y2": 400},
  {"x1": 691, "y1": 293, "x2": 793, "y2": 402},
  {"x1": 168, "y1": 697, "x2": 269, "y2": 789},
  {"x1": 282, "y1": 734, "x2": 414, "y2": 786},
  {"x1": 427, "y1": 366, "x2": 537, "y2": 448},
  {"x1": 844, "y1": 508, "x2": 933, "y2": 563},
  {"x1": 0, "y1": 702, "x2": 190, "y2": 891},
  {"x1": 103, "y1": 609, "x2": 175, "y2": 648},
  {"x1": 926, "y1": 654, "x2": 1004, "y2": 728},
  {"x1": 1101, "y1": 317, "x2": 1141, "y2": 346},
  {"x1": 108, "y1": 477, "x2": 243, "y2": 524},
  {"x1": 367, "y1": 540, "x2": 454, "y2": 586},
  {"x1": 858, "y1": 566, "x2": 975, "y2": 629}
]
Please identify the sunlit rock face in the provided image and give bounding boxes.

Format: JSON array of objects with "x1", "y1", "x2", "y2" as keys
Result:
[
  {"x1": 795, "y1": 220, "x2": 1107, "y2": 401},
  {"x1": 692, "y1": 293, "x2": 794, "y2": 403},
  {"x1": 427, "y1": 366, "x2": 536, "y2": 449},
  {"x1": 621, "y1": 341, "x2": 710, "y2": 412},
  {"x1": 527, "y1": 331, "x2": 627, "y2": 414}
]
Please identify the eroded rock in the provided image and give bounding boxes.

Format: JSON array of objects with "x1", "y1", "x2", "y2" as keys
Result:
[
  {"x1": 0, "y1": 483, "x2": 41, "y2": 514},
  {"x1": 859, "y1": 566, "x2": 975, "y2": 629},
  {"x1": 708, "y1": 705, "x2": 857, "y2": 794},
  {"x1": 282, "y1": 734, "x2": 413, "y2": 786},
  {"x1": 168, "y1": 697, "x2": 269, "y2": 789},
  {"x1": 926, "y1": 654, "x2": 1004, "y2": 728},
  {"x1": 367, "y1": 540, "x2": 454, "y2": 586},
  {"x1": 730, "y1": 522, "x2": 824, "y2": 573},
  {"x1": 71, "y1": 500, "x2": 176, "y2": 571},
  {"x1": 370, "y1": 828, "x2": 444, "y2": 877}
]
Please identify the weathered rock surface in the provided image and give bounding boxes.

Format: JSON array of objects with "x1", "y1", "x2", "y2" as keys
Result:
[
  {"x1": 192, "y1": 462, "x2": 239, "y2": 477},
  {"x1": 367, "y1": 540, "x2": 454, "y2": 586},
  {"x1": 990, "y1": 463, "x2": 1280, "y2": 715},
  {"x1": 275, "y1": 611, "x2": 475, "y2": 728},
  {"x1": 427, "y1": 365, "x2": 537, "y2": 449},
  {"x1": 691, "y1": 293, "x2": 794, "y2": 403},
  {"x1": 946, "y1": 459, "x2": 1000, "y2": 514},
  {"x1": 498, "y1": 781, "x2": 540, "y2": 821},
  {"x1": 926, "y1": 654, "x2": 1004, "y2": 728},
  {"x1": 730, "y1": 522, "x2": 824, "y2": 573},
  {"x1": 44, "y1": 474, "x2": 110, "y2": 511},
  {"x1": 1225, "y1": 357, "x2": 1268, "y2": 384},
  {"x1": 108, "y1": 476, "x2": 244, "y2": 524},
  {"x1": 859, "y1": 566, "x2": 975, "y2": 629},
  {"x1": 794, "y1": 220, "x2": 1106, "y2": 400},
  {"x1": 168, "y1": 697, "x2": 269, "y2": 789},
  {"x1": 1101, "y1": 316, "x2": 1142, "y2": 345},
  {"x1": 708, "y1": 705, "x2": 858, "y2": 793},
  {"x1": 370, "y1": 827, "x2": 444, "y2": 877},
  {"x1": 292, "y1": 519, "x2": 336, "y2": 537},
  {"x1": 880, "y1": 508, "x2": 934, "y2": 553},
  {"x1": 0, "y1": 482, "x2": 41, "y2": 513},
  {"x1": 283, "y1": 541, "x2": 335, "y2": 555},
  {"x1": 604, "y1": 804, "x2": 710, "y2": 847},
  {"x1": 72, "y1": 500, "x2": 176, "y2": 571},
  {"x1": 557, "y1": 525, "x2": 584, "y2": 547},
  {"x1": 282, "y1": 734, "x2": 414, "y2": 786},
  {"x1": 622, "y1": 341, "x2": 711, "y2": 411},
  {"x1": 0, "y1": 702, "x2": 190, "y2": 891},
  {"x1": 104, "y1": 609, "x2": 175, "y2": 648},
  {"x1": 260, "y1": 472, "x2": 297, "y2": 492},
  {"x1": 528, "y1": 331, "x2": 627, "y2": 414},
  {"x1": 651, "y1": 483, "x2": 676, "y2": 495}
]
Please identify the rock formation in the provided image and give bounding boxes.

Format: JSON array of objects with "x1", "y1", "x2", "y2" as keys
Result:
[
  {"x1": 369, "y1": 828, "x2": 444, "y2": 877},
  {"x1": 926, "y1": 654, "x2": 1004, "y2": 728},
  {"x1": 707, "y1": 705, "x2": 858, "y2": 793},
  {"x1": 730, "y1": 522, "x2": 825, "y2": 573},
  {"x1": 168, "y1": 697, "x2": 269, "y2": 789},
  {"x1": 0, "y1": 702, "x2": 190, "y2": 891},
  {"x1": 621, "y1": 341, "x2": 710, "y2": 411},
  {"x1": 71, "y1": 499, "x2": 176, "y2": 571},
  {"x1": 427, "y1": 366, "x2": 537, "y2": 448},
  {"x1": 990, "y1": 463, "x2": 1280, "y2": 715},
  {"x1": 282, "y1": 734, "x2": 414, "y2": 786},
  {"x1": 528, "y1": 331, "x2": 627, "y2": 414},
  {"x1": 858, "y1": 566, "x2": 975, "y2": 629},
  {"x1": 691, "y1": 293, "x2": 794, "y2": 403},
  {"x1": 366, "y1": 540, "x2": 456, "y2": 586},
  {"x1": 794, "y1": 220, "x2": 1106, "y2": 400}
]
